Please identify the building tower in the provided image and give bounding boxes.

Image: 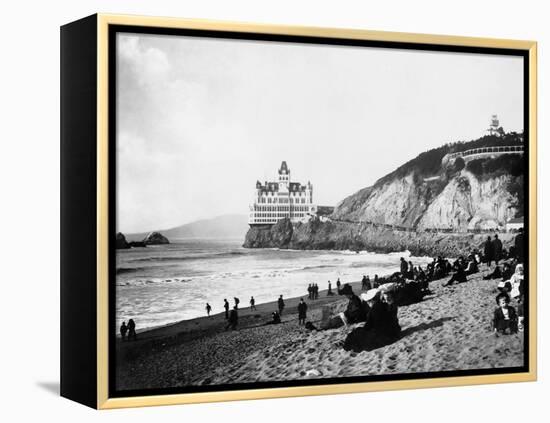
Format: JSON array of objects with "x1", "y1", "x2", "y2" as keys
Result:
[
  {"x1": 278, "y1": 161, "x2": 290, "y2": 191},
  {"x1": 487, "y1": 114, "x2": 501, "y2": 136}
]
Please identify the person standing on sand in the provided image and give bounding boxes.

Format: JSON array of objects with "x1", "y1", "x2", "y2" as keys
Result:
[
  {"x1": 373, "y1": 274, "x2": 379, "y2": 289},
  {"x1": 307, "y1": 284, "x2": 312, "y2": 300},
  {"x1": 234, "y1": 297, "x2": 240, "y2": 309},
  {"x1": 225, "y1": 306, "x2": 238, "y2": 330},
  {"x1": 514, "y1": 227, "x2": 524, "y2": 262},
  {"x1": 298, "y1": 298, "x2": 308, "y2": 325},
  {"x1": 250, "y1": 296, "x2": 256, "y2": 311},
  {"x1": 223, "y1": 299, "x2": 229, "y2": 319},
  {"x1": 484, "y1": 236, "x2": 495, "y2": 267},
  {"x1": 336, "y1": 278, "x2": 341, "y2": 294},
  {"x1": 205, "y1": 303, "x2": 212, "y2": 317},
  {"x1": 278, "y1": 295, "x2": 285, "y2": 316},
  {"x1": 127, "y1": 319, "x2": 137, "y2": 341},
  {"x1": 120, "y1": 321, "x2": 128, "y2": 341},
  {"x1": 327, "y1": 281, "x2": 334, "y2": 296},
  {"x1": 493, "y1": 234, "x2": 503, "y2": 264},
  {"x1": 314, "y1": 283, "x2": 319, "y2": 299}
]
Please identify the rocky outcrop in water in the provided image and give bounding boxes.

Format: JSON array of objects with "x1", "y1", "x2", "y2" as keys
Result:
[
  {"x1": 143, "y1": 232, "x2": 170, "y2": 245},
  {"x1": 116, "y1": 232, "x2": 130, "y2": 249}
]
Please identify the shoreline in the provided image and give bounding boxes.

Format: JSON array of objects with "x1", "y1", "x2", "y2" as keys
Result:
[{"x1": 116, "y1": 263, "x2": 524, "y2": 391}]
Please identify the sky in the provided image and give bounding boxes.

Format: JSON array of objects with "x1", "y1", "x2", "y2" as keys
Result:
[{"x1": 116, "y1": 32, "x2": 524, "y2": 233}]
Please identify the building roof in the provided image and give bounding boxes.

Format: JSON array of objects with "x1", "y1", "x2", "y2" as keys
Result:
[{"x1": 278, "y1": 161, "x2": 289, "y2": 175}]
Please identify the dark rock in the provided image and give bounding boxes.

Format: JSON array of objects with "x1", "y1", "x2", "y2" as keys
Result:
[
  {"x1": 142, "y1": 231, "x2": 170, "y2": 245},
  {"x1": 128, "y1": 241, "x2": 147, "y2": 248},
  {"x1": 115, "y1": 232, "x2": 130, "y2": 249}
]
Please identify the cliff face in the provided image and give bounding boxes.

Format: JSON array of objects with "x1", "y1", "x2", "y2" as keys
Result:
[
  {"x1": 416, "y1": 171, "x2": 519, "y2": 230},
  {"x1": 244, "y1": 134, "x2": 524, "y2": 254},
  {"x1": 333, "y1": 169, "x2": 519, "y2": 231},
  {"x1": 243, "y1": 218, "x2": 515, "y2": 257}
]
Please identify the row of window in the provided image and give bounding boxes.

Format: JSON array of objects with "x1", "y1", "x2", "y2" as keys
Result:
[
  {"x1": 252, "y1": 212, "x2": 307, "y2": 219},
  {"x1": 259, "y1": 190, "x2": 308, "y2": 196},
  {"x1": 257, "y1": 197, "x2": 309, "y2": 204},
  {"x1": 253, "y1": 205, "x2": 311, "y2": 212}
]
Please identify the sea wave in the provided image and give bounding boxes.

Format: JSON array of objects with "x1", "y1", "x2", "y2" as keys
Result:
[{"x1": 127, "y1": 250, "x2": 246, "y2": 263}]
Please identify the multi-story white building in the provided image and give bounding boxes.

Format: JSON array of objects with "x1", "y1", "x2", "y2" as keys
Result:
[{"x1": 249, "y1": 161, "x2": 317, "y2": 225}]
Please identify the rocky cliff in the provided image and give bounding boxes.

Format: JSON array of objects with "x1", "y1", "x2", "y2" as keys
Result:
[
  {"x1": 244, "y1": 133, "x2": 524, "y2": 255},
  {"x1": 243, "y1": 218, "x2": 515, "y2": 257}
]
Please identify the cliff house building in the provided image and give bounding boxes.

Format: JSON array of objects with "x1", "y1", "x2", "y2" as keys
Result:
[{"x1": 249, "y1": 161, "x2": 317, "y2": 225}]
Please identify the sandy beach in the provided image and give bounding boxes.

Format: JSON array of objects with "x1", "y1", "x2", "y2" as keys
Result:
[{"x1": 116, "y1": 264, "x2": 524, "y2": 391}]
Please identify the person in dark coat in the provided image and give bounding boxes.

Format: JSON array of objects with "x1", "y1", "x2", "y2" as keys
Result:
[
  {"x1": 493, "y1": 292, "x2": 518, "y2": 335},
  {"x1": 120, "y1": 321, "x2": 128, "y2": 341},
  {"x1": 342, "y1": 284, "x2": 365, "y2": 324},
  {"x1": 298, "y1": 298, "x2": 308, "y2": 325},
  {"x1": 307, "y1": 284, "x2": 313, "y2": 300},
  {"x1": 501, "y1": 262, "x2": 514, "y2": 281},
  {"x1": 361, "y1": 275, "x2": 369, "y2": 291},
  {"x1": 381, "y1": 290, "x2": 401, "y2": 338},
  {"x1": 343, "y1": 289, "x2": 400, "y2": 352},
  {"x1": 320, "y1": 284, "x2": 364, "y2": 330},
  {"x1": 484, "y1": 236, "x2": 495, "y2": 266},
  {"x1": 205, "y1": 303, "x2": 212, "y2": 316},
  {"x1": 250, "y1": 296, "x2": 256, "y2": 311},
  {"x1": 443, "y1": 260, "x2": 467, "y2": 286},
  {"x1": 225, "y1": 306, "x2": 238, "y2": 330},
  {"x1": 223, "y1": 299, "x2": 229, "y2": 319},
  {"x1": 277, "y1": 295, "x2": 285, "y2": 315},
  {"x1": 336, "y1": 278, "x2": 342, "y2": 294},
  {"x1": 127, "y1": 319, "x2": 137, "y2": 341},
  {"x1": 327, "y1": 280, "x2": 334, "y2": 296},
  {"x1": 234, "y1": 297, "x2": 240, "y2": 309},
  {"x1": 514, "y1": 228, "x2": 524, "y2": 262},
  {"x1": 483, "y1": 264, "x2": 502, "y2": 280},
  {"x1": 492, "y1": 234, "x2": 503, "y2": 264},
  {"x1": 400, "y1": 257, "x2": 408, "y2": 276},
  {"x1": 373, "y1": 274, "x2": 380, "y2": 288},
  {"x1": 263, "y1": 311, "x2": 281, "y2": 326}
]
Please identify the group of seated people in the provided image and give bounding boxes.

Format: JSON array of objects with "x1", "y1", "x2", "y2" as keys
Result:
[
  {"x1": 306, "y1": 282, "x2": 403, "y2": 352},
  {"x1": 311, "y1": 251, "x2": 526, "y2": 352},
  {"x1": 442, "y1": 254, "x2": 480, "y2": 286}
]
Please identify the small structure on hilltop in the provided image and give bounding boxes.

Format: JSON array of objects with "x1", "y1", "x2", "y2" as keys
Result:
[
  {"x1": 487, "y1": 114, "x2": 504, "y2": 137},
  {"x1": 506, "y1": 217, "x2": 524, "y2": 232}
]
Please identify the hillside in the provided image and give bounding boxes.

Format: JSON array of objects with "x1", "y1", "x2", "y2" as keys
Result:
[
  {"x1": 127, "y1": 214, "x2": 249, "y2": 242},
  {"x1": 332, "y1": 132, "x2": 524, "y2": 231}
]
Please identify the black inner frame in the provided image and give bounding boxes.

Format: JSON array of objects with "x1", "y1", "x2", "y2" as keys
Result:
[{"x1": 108, "y1": 24, "x2": 531, "y2": 399}]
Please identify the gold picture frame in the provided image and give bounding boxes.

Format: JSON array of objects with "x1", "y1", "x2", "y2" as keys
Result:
[{"x1": 61, "y1": 13, "x2": 537, "y2": 409}]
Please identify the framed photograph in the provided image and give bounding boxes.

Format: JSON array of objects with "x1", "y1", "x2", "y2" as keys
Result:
[{"x1": 60, "y1": 14, "x2": 537, "y2": 409}]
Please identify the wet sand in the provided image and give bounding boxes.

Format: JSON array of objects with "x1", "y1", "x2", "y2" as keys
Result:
[{"x1": 116, "y1": 265, "x2": 524, "y2": 391}]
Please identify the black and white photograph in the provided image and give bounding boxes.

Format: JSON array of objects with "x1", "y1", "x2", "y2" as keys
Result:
[{"x1": 112, "y1": 29, "x2": 528, "y2": 394}]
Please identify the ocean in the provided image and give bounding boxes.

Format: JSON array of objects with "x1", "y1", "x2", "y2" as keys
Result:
[{"x1": 116, "y1": 239, "x2": 431, "y2": 330}]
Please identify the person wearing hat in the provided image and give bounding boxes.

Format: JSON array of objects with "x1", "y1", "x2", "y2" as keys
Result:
[
  {"x1": 320, "y1": 284, "x2": 365, "y2": 330},
  {"x1": 343, "y1": 288, "x2": 400, "y2": 352}
]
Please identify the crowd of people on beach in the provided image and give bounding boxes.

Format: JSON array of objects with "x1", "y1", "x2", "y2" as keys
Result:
[{"x1": 121, "y1": 229, "x2": 525, "y2": 355}]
